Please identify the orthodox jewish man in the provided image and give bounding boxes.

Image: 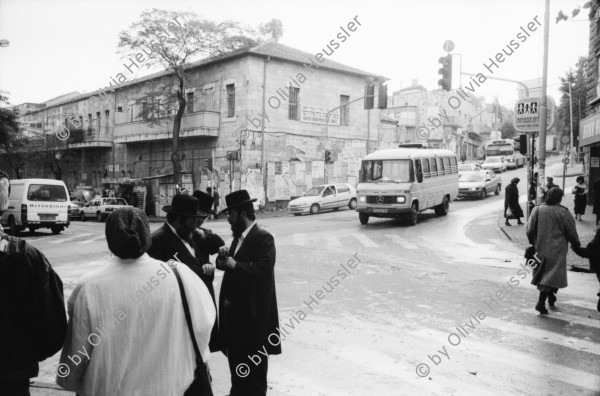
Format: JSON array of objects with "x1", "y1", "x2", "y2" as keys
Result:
[
  {"x1": 148, "y1": 193, "x2": 224, "y2": 351},
  {"x1": 216, "y1": 190, "x2": 281, "y2": 396}
]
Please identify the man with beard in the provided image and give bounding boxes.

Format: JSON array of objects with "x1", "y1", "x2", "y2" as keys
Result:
[
  {"x1": 148, "y1": 193, "x2": 223, "y2": 351},
  {"x1": 0, "y1": 170, "x2": 67, "y2": 395},
  {"x1": 216, "y1": 190, "x2": 280, "y2": 396}
]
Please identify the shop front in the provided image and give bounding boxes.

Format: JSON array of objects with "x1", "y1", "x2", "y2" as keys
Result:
[
  {"x1": 142, "y1": 173, "x2": 193, "y2": 217},
  {"x1": 579, "y1": 112, "x2": 600, "y2": 203}
]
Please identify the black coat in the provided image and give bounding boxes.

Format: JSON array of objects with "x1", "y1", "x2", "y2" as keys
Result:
[
  {"x1": 148, "y1": 223, "x2": 224, "y2": 351},
  {"x1": 504, "y1": 183, "x2": 524, "y2": 218},
  {"x1": 572, "y1": 232, "x2": 600, "y2": 274},
  {"x1": 0, "y1": 234, "x2": 67, "y2": 381},
  {"x1": 218, "y1": 224, "x2": 281, "y2": 356}
]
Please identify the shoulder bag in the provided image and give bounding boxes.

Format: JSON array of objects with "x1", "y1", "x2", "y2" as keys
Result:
[{"x1": 171, "y1": 263, "x2": 214, "y2": 396}]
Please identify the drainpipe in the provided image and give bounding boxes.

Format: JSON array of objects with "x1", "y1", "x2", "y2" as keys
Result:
[{"x1": 261, "y1": 56, "x2": 269, "y2": 206}]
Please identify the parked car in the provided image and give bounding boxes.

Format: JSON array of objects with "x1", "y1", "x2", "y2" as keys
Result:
[
  {"x1": 80, "y1": 197, "x2": 130, "y2": 222},
  {"x1": 288, "y1": 183, "x2": 357, "y2": 215},
  {"x1": 481, "y1": 156, "x2": 507, "y2": 173},
  {"x1": 458, "y1": 163, "x2": 482, "y2": 174},
  {"x1": 458, "y1": 171, "x2": 502, "y2": 200},
  {"x1": 68, "y1": 200, "x2": 85, "y2": 220}
]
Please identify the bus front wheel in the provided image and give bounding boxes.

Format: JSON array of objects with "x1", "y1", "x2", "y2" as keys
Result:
[
  {"x1": 407, "y1": 203, "x2": 418, "y2": 226},
  {"x1": 359, "y1": 213, "x2": 369, "y2": 225}
]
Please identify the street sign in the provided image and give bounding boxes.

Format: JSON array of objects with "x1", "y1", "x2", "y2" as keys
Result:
[
  {"x1": 560, "y1": 135, "x2": 570, "y2": 145},
  {"x1": 443, "y1": 40, "x2": 455, "y2": 52},
  {"x1": 563, "y1": 157, "x2": 570, "y2": 164},
  {"x1": 513, "y1": 97, "x2": 556, "y2": 133}
]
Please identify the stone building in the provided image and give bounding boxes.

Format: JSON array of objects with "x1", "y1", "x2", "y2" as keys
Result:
[{"x1": 10, "y1": 42, "x2": 391, "y2": 215}]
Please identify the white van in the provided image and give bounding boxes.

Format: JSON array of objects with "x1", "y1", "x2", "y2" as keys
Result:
[
  {"x1": 1, "y1": 178, "x2": 70, "y2": 235},
  {"x1": 356, "y1": 148, "x2": 459, "y2": 226}
]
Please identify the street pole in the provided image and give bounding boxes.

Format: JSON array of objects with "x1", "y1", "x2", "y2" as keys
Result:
[
  {"x1": 569, "y1": 82, "x2": 574, "y2": 167},
  {"x1": 537, "y1": 0, "x2": 550, "y2": 205}
]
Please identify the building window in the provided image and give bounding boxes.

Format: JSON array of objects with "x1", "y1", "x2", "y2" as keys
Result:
[
  {"x1": 96, "y1": 112, "x2": 101, "y2": 130},
  {"x1": 226, "y1": 84, "x2": 235, "y2": 117},
  {"x1": 340, "y1": 95, "x2": 349, "y2": 126},
  {"x1": 186, "y1": 92, "x2": 194, "y2": 113},
  {"x1": 105, "y1": 110, "x2": 110, "y2": 133},
  {"x1": 204, "y1": 86, "x2": 215, "y2": 111},
  {"x1": 288, "y1": 87, "x2": 300, "y2": 120}
]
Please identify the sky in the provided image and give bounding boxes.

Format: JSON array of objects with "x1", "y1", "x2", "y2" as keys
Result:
[{"x1": 0, "y1": 0, "x2": 591, "y2": 110}]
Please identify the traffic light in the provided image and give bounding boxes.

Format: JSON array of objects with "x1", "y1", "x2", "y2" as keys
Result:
[
  {"x1": 203, "y1": 158, "x2": 213, "y2": 170},
  {"x1": 438, "y1": 55, "x2": 452, "y2": 91},
  {"x1": 364, "y1": 84, "x2": 375, "y2": 109},
  {"x1": 324, "y1": 150, "x2": 332, "y2": 163},
  {"x1": 519, "y1": 134, "x2": 527, "y2": 155},
  {"x1": 377, "y1": 84, "x2": 388, "y2": 109}
]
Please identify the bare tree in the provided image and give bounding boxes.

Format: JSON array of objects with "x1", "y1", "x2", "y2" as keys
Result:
[{"x1": 118, "y1": 9, "x2": 275, "y2": 188}]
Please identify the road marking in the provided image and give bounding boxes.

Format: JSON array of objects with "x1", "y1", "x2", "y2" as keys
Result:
[
  {"x1": 561, "y1": 300, "x2": 599, "y2": 311},
  {"x1": 385, "y1": 234, "x2": 418, "y2": 249},
  {"x1": 485, "y1": 316, "x2": 600, "y2": 355},
  {"x1": 352, "y1": 233, "x2": 380, "y2": 248},
  {"x1": 292, "y1": 233, "x2": 308, "y2": 246},
  {"x1": 48, "y1": 233, "x2": 93, "y2": 244},
  {"x1": 323, "y1": 234, "x2": 342, "y2": 247},
  {"x1": 519, "y1": 308, "x2": 600, "y2": 329}
]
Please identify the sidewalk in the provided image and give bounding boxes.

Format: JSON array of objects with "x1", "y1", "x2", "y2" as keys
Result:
[{"x1": 499, "y1": 161, "x2": 595, "y2": 270}]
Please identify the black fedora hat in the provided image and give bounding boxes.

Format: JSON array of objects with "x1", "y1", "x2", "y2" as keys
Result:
[
  {"x1": 161, "y1": 194, "x2": 205, "y2": 217},
  {"x1": 220, "y1": 189, "x2": 257, "y2": 214},
  {"x1": 192, "y1": 190, "x2": 216, "y2": 215}
]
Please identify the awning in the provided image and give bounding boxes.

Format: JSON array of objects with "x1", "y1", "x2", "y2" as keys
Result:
[{"x1": 580, "y1": 112, "x2": 600, "y2": 146}]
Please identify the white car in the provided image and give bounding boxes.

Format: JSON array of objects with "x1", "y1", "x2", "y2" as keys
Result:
[
  {"x1": 80, "y1": 197, "x2": 130, "y2": 221},
  {"x1": 288, "y1": 183, "x2": 357, "y2": 215},
  {"x1": 481, "y1": 156, "x2": 507, "y2": 173}
]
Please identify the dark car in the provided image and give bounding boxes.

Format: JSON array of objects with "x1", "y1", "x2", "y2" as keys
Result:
[{"x1": 68, "y1": 200, "x2": 85, "y2": 220}]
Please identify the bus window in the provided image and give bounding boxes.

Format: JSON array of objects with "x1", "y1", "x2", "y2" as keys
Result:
[
  {"x1": 415, "y1": 160, "x2": 423, "y2": 182},
  {"x1": 429, "y1": 158, "x2": 438, "y2": 177},
  {"x1": 443, "y1": 157, "x2": 451, "y2": 175},
  {"x1": 450, "y1": 157, "x2": 458, "y2": 173},
  {"x1": 436, "y1": 158, "x2": 444, "y2": 175},
  {"x1": 360, "y1": 159, "x2": 414, "y2": 183},
  {"x1": 422, "y1": 158, "x2": 431, "y2": 178}
]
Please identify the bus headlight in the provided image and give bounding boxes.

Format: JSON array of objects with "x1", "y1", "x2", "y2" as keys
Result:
[
  {"x1": 359, "y1": 196, "x2": 366, "y2": 203},
  {"x1": 396, "y1": 196, "x2": 406, "y2": 203}
]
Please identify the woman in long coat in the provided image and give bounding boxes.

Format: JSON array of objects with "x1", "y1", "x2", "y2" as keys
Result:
[
  {"x1": 572, "y1": 176, "x2": 588, "y2": 221},
  {"x1": 526, "y1": 187, "x2": 581, "y2": 314},
  {"x1": 504, "y1": 177, "x2": 524, "y2": 226}
]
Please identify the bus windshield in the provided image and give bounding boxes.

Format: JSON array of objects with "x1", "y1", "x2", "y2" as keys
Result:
[
  {"x1": 486, "y1": 144, "x2": 513, "y2": 157},
  {"x1": 360, "y1": 160, "x2": 413, "y2": 183}
]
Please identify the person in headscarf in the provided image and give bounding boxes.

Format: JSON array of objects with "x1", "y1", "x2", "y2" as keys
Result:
[
  {"x1": 504, "y1": 177, "x2": 524, "y2": 226},
  {"x1": 572, "y1": 175, "x2": 588, "y2": 221},
  {"x1": 526, "y1": 187, "x2": 581, "y2": 314},
  {"x1": 58, "y1": 207, "x2": 215, "y2": 395}
]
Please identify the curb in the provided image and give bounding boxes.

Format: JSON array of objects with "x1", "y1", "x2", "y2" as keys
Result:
[{"x1": 498, "y1": 225, "x2": 513, "y2": 242}]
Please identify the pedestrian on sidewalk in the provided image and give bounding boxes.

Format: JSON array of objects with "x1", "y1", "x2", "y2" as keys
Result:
[
  {"x1": 570, "y1": 224, "x2": 600, "y2": 312},
  {"x1": 526, "y1": 187, "x2": 581, "y2": 314},
  {"x1": 571, "y1": 176, "x2": 588, "y2": 221},
  {"x1": 546, "y1": 176, "x2": 558, "y2": 190},
  {"x1": 216, "y1": 190, "x2": 281, "y2": 396},
  {"x1": 504, "y1": 178, "x2": 524, "y2": 226},
  {"x1": 57, "y1": 207, "x2": 215, "y2": 395},
  {"x1": 0, "y1": 170, "x2": 67, "y2": 396}
]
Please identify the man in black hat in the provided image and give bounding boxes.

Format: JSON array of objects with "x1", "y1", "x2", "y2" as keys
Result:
[
  {"x1": 216, "y1": 189, "x2": 280, "y2": 396},
  {"x1": 0, "y1": 170, "x2": 67, "y2": 395},
  {"x1": 148, "y1": 193, "x2": 224, "y2": 351}
]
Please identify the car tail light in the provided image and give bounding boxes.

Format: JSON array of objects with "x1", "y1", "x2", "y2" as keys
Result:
[{"x1": 21, "y1": 204, "x2": 27, "y2": 224}]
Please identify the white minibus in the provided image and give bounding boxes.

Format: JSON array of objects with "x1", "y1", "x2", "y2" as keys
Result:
[
  {"x1": 356, "y1": 148, "x2": 459, "y2": 226},
  {"x1": 1, "y1": 179, "x2": 70, "y2": 235}
]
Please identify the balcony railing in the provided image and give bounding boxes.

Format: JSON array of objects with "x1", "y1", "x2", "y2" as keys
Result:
[
  {"x1": 67, "y1": 126, "x2": 113, "y2": 148},
  {"x1": 113, "y1": 111, "x2": 219, "y2": 144}
]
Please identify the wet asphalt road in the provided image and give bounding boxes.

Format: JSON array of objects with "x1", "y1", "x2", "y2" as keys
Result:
[{"x1": 30, "y1": 164, "x2": 600, "y2": 395}]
